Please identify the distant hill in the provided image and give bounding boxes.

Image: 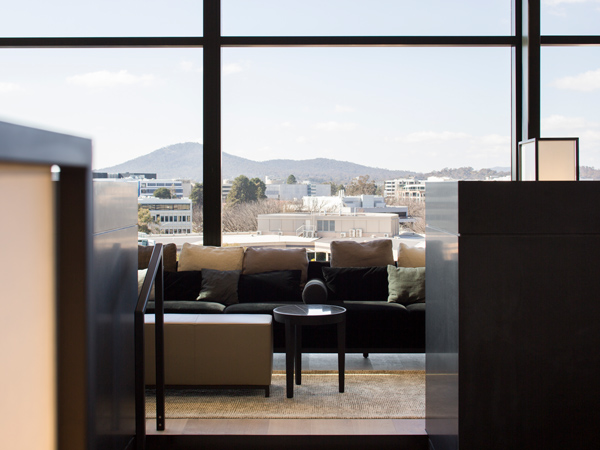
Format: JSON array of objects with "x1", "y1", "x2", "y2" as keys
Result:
[
  {"x1": 98, "y1": 142, "x2": 419, "y2": 183},
  {"x1": 101, "y1": 141, "x2": 586, "y2": 183}
]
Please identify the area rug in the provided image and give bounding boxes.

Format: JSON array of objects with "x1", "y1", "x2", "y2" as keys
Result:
[{"x1": 146, "y1": 370, "x2": 424, "y2": 419}]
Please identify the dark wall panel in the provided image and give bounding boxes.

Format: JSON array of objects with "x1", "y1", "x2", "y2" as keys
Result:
[{"x1": 426, "y1": 181, "x2": 600, "y2": 450}]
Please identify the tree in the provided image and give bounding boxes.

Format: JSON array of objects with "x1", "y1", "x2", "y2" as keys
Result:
[
  {"x1": 250, "y1": 177, "x2": 267, "y2": 199},
  {"x1": 345, "y1": 175, "x2": 377, "y2": 196},
  {"x1": 153, "y1": 187, "x2": 172, "y2": 199},
  {"x1": 286, "y1": 174, "x2": 297, "y2": 184},
  {"x1": 138, "y1": 206, "x2": 158, "y2": 234},
  {"x1": 328, "y1": 182, "x2": 344, "y2": 196},
  {"x1": 190, "y1": 182, "x2": 203, "y2": 208},
  {"x1": 227, "y1": 175, "x2": 258, "y2": 205}
]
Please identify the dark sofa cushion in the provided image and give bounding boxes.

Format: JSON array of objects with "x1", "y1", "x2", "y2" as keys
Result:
[
  {"x1": 237, "y1": 270, "x2": 302, "y2": 303},
  {"x1": 197, "y1": 269, "x2": 241, "y2": 306},
  {"x1": 224, "y1": 302, "x2": 298, "y2": 315},
  {"x1": 322, "y1": 266, "x2": 389, "y2": 301},
  {"x1": 163, "y1": 271, "x2": 203, "y2": 301}
]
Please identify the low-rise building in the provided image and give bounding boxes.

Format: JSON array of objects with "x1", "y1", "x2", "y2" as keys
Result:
[
  {"x1": 257, "y1": 212, "x2": 400, "y2": 239},
  {"x1": 138, "y1": 197, "x2": 193, "y2": 234}
]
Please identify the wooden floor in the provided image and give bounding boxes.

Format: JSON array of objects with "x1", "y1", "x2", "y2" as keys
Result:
[{"x1": 146, "y1": 353, "x2": 429, "y2": 450}]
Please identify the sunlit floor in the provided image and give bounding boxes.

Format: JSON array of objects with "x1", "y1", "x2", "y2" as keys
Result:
[{"x1": 147, "y1": 353, "x2": 428, "y2": 447}]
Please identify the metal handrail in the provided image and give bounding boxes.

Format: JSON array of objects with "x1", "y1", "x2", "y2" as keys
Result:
[{"x1": 134, "y1": 243, "x2": 165, "y2": 450}]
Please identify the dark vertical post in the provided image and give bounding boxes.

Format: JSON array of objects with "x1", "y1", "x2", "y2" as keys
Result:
[
  {"x1": 57, "y1": 166, "x2": 94, "y2": 450},
  {"x1": 524, "y1": 0, "x2": 541, "y2": 141},
  {"x1": 511, "y1": 0, "x2": 523, "y2": 180},
  {"x1": 338, "y1": 318, "x2": 346, "y2": 393},
  {"x1": 203, "y1": 0, "x2": 222, "y2": 246},
  {"x1": 513, "y1": 0, "x2": 541, "y2": 180},
  {"x1": 154, "y1": 256, "x2": 165, "y2": 431}
]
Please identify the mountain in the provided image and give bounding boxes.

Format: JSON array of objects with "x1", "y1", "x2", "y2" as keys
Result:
[{"x1": 98, "y1": 142, "x2": 419, "y2": 183}]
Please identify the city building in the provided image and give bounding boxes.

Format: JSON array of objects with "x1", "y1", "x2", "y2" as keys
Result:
[
  {"x1": 257, "y1": 212, "x2": 400, "y2": 239},
  {"x1": 139, "y1": 179, "x2": 191, "y2": 198},
  {"x1": 384, "y1": 178, "x2": 421, "y2": 198},
  {"x1": 138, "y1": 197, "x2": 193, "y2": 234},
  {"x1": 265, "y1": 183, "x2": 331, "y2": 201}
]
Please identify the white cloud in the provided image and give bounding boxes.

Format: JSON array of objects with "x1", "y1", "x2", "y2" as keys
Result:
[
  {"x1": 0, "y1": 81, "x2": 23, "y2": 94},
  {"x1": 223, "y1": 63, "x2": 243, "y2": 76},
  {"x1": 315, "y1": 121, "x2": 357, "y2": 131},
  {"x1": 543, "y1": 114, "x2": 597, "y2": 130},
  {"x1": 180, "y1": 61, "x2": 202, "y2": 73},
  {"x1": 395, "y1": 131, "x2": 471, "y2": 143},
  {"x1": 335, "y1": 105, "x2": 356, "y2": 113},
  {"x1": 67, "y1": 70, "x2": 155, "y2": 88},
  {"x1": 296, "y1": 136, "x2": 308, "y2": 143},
  {"x1": 543, "y1": 0, "x2": 595, "y2": 5},
  {"x1": 551, "y1": 68, "x2": 600, "y2": 92},
  {"x1": 281, "y1": 121, "x2": 292, "y2": 128}
]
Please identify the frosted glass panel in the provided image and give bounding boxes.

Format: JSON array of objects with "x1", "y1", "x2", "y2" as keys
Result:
[{"x1": 0, "y1": 163, "x2": 56, "y2": 450}]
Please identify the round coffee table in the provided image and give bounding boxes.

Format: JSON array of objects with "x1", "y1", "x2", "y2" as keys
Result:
[{"x1": 273, "y1": 304, "x2": 346, "y2": 398}]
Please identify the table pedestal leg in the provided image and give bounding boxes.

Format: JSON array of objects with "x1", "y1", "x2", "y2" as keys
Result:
[
  {"x1": 284, "y1": 320, "x2": 294, "y2": 398},
  {"x1": 338, "y1": 319, "x2": 346, "y2": 393},
  {"x1": 295, "y1": 325, "x2": 302, "y2": 385}
]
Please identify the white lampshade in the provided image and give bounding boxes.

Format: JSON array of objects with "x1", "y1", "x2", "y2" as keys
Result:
[{"x1": 519, "y1": 138, "x2": 579, "y2": 181}]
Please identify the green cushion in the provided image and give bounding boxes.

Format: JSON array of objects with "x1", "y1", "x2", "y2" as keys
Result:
[
  {"x1": 387, "y1": 265, "x2": 425, "y2": 305},
  {"x1": 196, "y1": 269, "x2": 241, "y2": 306}
]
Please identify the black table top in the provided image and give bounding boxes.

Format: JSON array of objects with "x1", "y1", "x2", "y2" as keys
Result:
[{"x1": 273, "y1": 304, "x2": 346, "y2": 318}]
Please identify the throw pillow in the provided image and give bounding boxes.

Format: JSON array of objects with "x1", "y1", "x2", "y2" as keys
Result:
[
  {"x1": 387, "y1": 265, "x2": 425, "y2": 305},
  {"x1": 322, "y1": 266, "x2": 389, "y2": 301},
  {"x1": 138, "y1": 243, "x2": 177, "y2": 272},
  {"x1": 178, "y1": 243, "x2": 244, "y2": 272},
  {"x1": 164, "y1": 271, "x2": 203, "y2": 301},
  {"x1": 196, "y1": 269, "x2": 241, "y2": 306},
  {"x1": 237, "y1": 270, "x2": 303, "y2": 303},
  {"x1": 397, "y1": 243, "x2": 426, "y2": 268},
  {"x1": 137, "y1": 269, "x2": 155, "y2": 301},
  {"x1": 242, "y1": 247, "x2": 309, "y2": 284},
  {"x1": 330, "y1": 239, "x2": 394, "y2": 268}
]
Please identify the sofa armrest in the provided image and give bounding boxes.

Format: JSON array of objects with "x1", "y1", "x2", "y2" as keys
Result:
[{"x1": 302, "y1": 279, "x2": 328, "y2": 304}]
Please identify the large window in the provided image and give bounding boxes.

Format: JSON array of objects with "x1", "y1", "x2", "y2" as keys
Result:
[
  {"x1": 0, "y1": 0, "x2": 203, "y2": 37},
  {"x1": 541, "y1": 46, "x2": 600, "y2": 169},
  {"x1": 222, "y1": 0, "x2": 511, "y2": 36}
]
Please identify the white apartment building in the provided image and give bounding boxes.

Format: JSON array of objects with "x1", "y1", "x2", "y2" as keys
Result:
[
  {"x1": 384, "y1": 178, "x2": 422, "y2": 198},
  {"x1": 257, "y1": 212, "x2": 400, "y2": 239},
  {"x1": 138, "y1": 197, "x2": 193, "y2": 234},
  {"x1": 139, "y1": 179, "x2": 191, "y2": 198},
  {"x1": 265, "y1": 183, "x2": 331, "y2": 201}
]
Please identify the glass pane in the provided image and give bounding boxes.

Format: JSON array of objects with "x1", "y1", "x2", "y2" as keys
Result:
[
  {"x1": 0, "y1": 0, "x2": 203, "y2": 37},
  {"x1": 541, "y1": 47, "x2": 600, "y2": 173},
  {"x1": 222, "y1": 47, "x2": 511, "y2": 241},
  {"x1": 0, "y1": 47, "x2": 203, "y2": 233},
  {"x1": 542, "y1": 0, "x2": 600, "y2": 35},
  {"x1": 223, "y1": 0, "x2": 511, "y2": 36}
]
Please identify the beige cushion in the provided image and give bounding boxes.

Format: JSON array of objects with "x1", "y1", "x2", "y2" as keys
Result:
[
  {"x1": 137, "y1": 269, "x2": 155, "y2": 301},
  {"x1": 242, "y1": 247, "x2": 309, "y2": 284},
  {"x1": 178, "y1": 243, "x2": 244, "y2": 272},
  {"x1": 330, "y1": 239, "x2": 394, "y2": 268},
  {"x1": 138, "y1": 243, "x2": 177, "y2": 272},
  {"x1": 397, "y1": 243, "x2": 426, "y2": 268}
]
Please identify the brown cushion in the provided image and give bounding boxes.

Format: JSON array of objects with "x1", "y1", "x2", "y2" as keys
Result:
[
  {"x1": 242, "y1": 247, "x2": 308, "y2": 284},
  {"x1": 138, "y1": 243, "x2": 177, "y2": 272},
  {"x1": 330, "y1": 239, "x2": 394, "y2": 268},
  {"x1": 397, "y1": 243, "x2": 425, "y2": 268},
  {"x1": 178, "y1": 243, "x2": 244, "y2": 272}
]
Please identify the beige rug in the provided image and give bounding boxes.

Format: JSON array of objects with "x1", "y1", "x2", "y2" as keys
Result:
[{"x1": 146, "y1": 370, "x2": 424, "y2": 419}]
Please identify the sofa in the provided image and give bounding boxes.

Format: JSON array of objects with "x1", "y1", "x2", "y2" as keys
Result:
[{"x1": 139, "y1": 239, "x2": 426, "y2": 353}]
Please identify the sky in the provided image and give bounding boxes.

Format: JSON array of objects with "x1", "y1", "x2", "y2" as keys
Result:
[{"x1": 0, "y1": 0, "x2": 599, "y2": 174}]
